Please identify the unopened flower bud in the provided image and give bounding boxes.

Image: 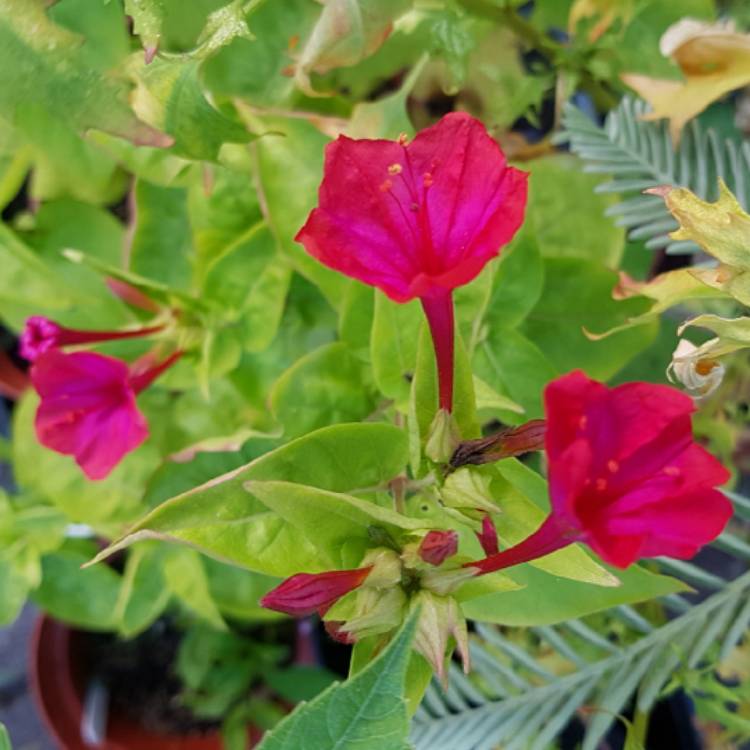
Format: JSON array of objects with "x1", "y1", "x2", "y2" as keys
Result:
[
  {"x1": 667, "y1": 339, "x2": 725, "y2": 399},
  {"x1": 425, "y1": 409, "x2": 460, "y2": 463},
  {"x1": 418, "y1": 530, "x2": 458, "y2": 566},
  {"x1": 260, "y1": 567, "x2": 372, "y2": 617},
  {"x1": 476, "y1": 514, "x2": 499, "y2": 556}
]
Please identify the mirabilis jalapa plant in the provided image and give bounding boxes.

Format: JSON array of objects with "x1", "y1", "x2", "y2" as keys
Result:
[
  {"x1": 29, "y1": 114, "x2": 732, "y2": 683},
  {"x1": 261, "y1": 113, "x2": 732, "y2": 677}
]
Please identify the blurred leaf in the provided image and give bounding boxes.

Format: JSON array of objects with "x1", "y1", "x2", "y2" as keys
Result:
[
  {"x1": 521, "y1": 257, "x2": 658, "y2": 380},
  {"x1": 113, "y1": 544, "x2": 171, "y2": 637},
  {"x1": 0, "y1": 722, "x2": 11, "y2": 750},
  {"x1": 131, "y1": 179, "x2": 193, "y2": 288},
  {"x1": 204, "y1": 557, "x2": 281, "y2": 621},
  {"x1": 32, "y1": 542, "x2": 121, "y2": 630},
  {"x1": 370, "y1": 294, "x2": 422, "y2": 409},
  {"x1": 266, "y1": 665, "x2": 339, "y2": 703},
  {"x1": 526, "y1": 155, "x2": 625, "y2": 267},
  {"x1": 270, "y1": 342, "x2": 375, "y2": 438},
  {"x1": 0, "y1": 0, "x2": 167, "y2": 146},
  {"x1": 90, "y1": 423, "x2": 411, "y2": 576},
  {"x1": 163, "y1": 546, "x2": 227, "y2": 629},
  {"x1": 0, "y1": 558, "x2": 29, "y2": 626},
  {"x1": 249, "y1": 115, "x2": 348, "y2": 306},
  {"x1": 257, "y1": 611, "x2": 418, "y2": 750},
  {"x1": 125, "y1": 0, "x2": 167, "y2": 55},
  {"x1": 293, "y1": 0, "x2": 411, "y2": 95},
  {"x1": 132, "y1": 57, "x2": 250, "y2": 160}
]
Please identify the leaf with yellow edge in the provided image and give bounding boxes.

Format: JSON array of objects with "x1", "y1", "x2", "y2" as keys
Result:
[
  {"x1": 585, "y1": 267, "x2": 724, "y2": 340},
  {"x1": 568, "y1": 0, "x2": 634, "y2": 42},
  {"x1": 649, "y1": 181, "x2": 750, "y2": 305},
  {"x1": 622, "y1": 19, "x2": 750, "y2": 141}
]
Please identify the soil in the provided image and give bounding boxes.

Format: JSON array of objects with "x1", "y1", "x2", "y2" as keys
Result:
[{"x1": 84, "y1": 619, "x2": 219, "y2": 736}]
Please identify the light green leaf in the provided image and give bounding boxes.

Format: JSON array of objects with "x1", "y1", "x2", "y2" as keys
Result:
[
  {"x1": 526, "y1": 155, "x2": 625, "y2": 267},
  {"x1": 0, "y1": 722, "x2": 11, "y2": 750},
  {"x1": 246, "y1": 480, "x2": 427, "y2": 568},
  {"x1": 249, "y1": 115, "x2": 348, "y2": 306},
  {"x1": 463, "y1": 563, "x2": 686, "y2": 626},
  {"x1": 163, "y1": 547, "x2": 227, "y2": 630},
  {"x1": 130, "y1": 179, "x2": 193, "y2": 288},
  {"x1": 32, "y1": 543, "x2": 121, "y2": 631},
  {"x1": 88, "y1": 423, "x2": 410, "y2": 576},
  {"x1": 270, "y1": 342, "x2": 376, "y2": 439},
  {"x1": 0, "y1": 558, "x2": 29, "y2": 626},
  {"x1": 257, "y1": 611, "x2": 418, "y2": 750},
  {"x1": 0, "y1": 0, "x2": 166, "y2": 145},
  {"x1": 371, "y1": 294, "x2": 422, "y2": 408},
  {"x1": 132, "y1": 57, "x2": 250, "y2": 160},
  {"x1": 522, "y1": 258, "x2": 658, "y2": 381},
  {"x1": 113, "y1": 544, "x2": 171, "y2": 638},
  {"x1": 125, "y1": 0, "x2": 166, "y2": 54}
]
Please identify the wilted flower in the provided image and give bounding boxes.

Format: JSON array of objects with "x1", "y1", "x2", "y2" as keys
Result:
[
  {"x1": 466, "y1": 371, "x2": 732, "y2": 573},
  {"x1": 668, "y1": 338, "x2": 725, "y2": 399},
  {"x1": 296, "y1": 112, "x2": 528, "y2": 412},
  {"x1": 31, "y1": 349, "x2": 181, "y2": 480}
]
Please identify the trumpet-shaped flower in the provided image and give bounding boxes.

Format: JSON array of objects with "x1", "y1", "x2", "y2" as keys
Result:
[
  {"x1": 296, "y1": 112, "x2": 527, "y2": 411},
  {"x1": 468, "y1": 371, "x2": 732, "y2": 573},
  {"x1": 20, "y1": 315, "x2": 164, "y2": 363},
  {"x1": 31, "y1": 349, "x2": 180, "y2": 480}
]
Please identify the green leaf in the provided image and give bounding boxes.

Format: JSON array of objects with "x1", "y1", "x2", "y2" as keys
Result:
[
  {"x1": 257, "y1": 611, "x2": 418, "y2": 750},
  {"x1": 125, "y1": 0, "x2": 167, "y2": 54},
  {"x1": 249, "y1": 116, "x2": 348, "y2": 306},
  {"x1": 270, "y1": 342, "x2": 376, "y2": 439},
  {"x1": 204, "y1": 557, "x2": 281, "y2": 622},
  {"x1": 462, "y1": 564, "x2": 685, "y2": 626},
  {"x1": 526, "y1": 155, "x2": 625, "y2": 267},
  {"x1": 246, "y1": 480, "x2": 427, "y2": 568},
  {"x1": 474, "y1": 326, "x2": 557, "y2": 420},
  {"x1": 371, "y1": 294, "x2": 422, "y2": 408},
  {"x1": 521, "y1": 257, "x2": 658, "y2": 380},
  {"x1": 32, "y1": 543, "x2": 121, "y2": 630},
  {"x1": 130, "y1": 179, "x2": 193, "y2": 288},
  {"x1": 163, "y1": 547, "x2": 227, "y2": 629},
  {"x1": 0, "y1": 722, "x2": 11, "y2": 750},
  {"x1": 0, "y1": 558, "x2": 29, "y2": 626},
  {"x1": 89, "y1": 423, "x2": 410, "y2": 576},
  {"x1": 113, "y1": 544, "x2": 171, "y2": 638},
  {"x1": 133, "y1": 58, "x2": 250, "y2": 160},
  {"x1": 0, "y1": 0, "x2": 166, "y2": 145}
]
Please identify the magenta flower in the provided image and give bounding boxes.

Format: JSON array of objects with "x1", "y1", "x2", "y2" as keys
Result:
[
  {"x1": 31, "y1": 349, "x2": 181, "y2": 480},
  {"x1": 20, "y1": 315, "x2": 164, "y2": 363},
  {"x1": 467, "y1": 371, "x2": 732, "y2": 573},
  {"x1": 296, "y1": 112, "x2": 528, "y2": 412},
  {"x1": 260, "y1": 567, "x2": 373, "y2": 617}
]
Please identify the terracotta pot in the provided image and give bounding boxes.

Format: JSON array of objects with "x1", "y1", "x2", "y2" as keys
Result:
[{"x1": 29, "y1": 616, "x2": 263, "y2": 750}]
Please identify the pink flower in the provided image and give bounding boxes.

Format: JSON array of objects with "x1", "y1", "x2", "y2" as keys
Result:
[
  {"x1": 260, "y1": 567, "x2": 372, "y2": 617},
  {"x1": 419, "y1": 530, "x2": 459, "y2": 566},
  {"x1": 20, "y1": 315, "x2": 164, "y2": 363},
  {"x1": 31, "y1": 349, "x2": 181, "y2": 480},
  {"x1": 467, "y1": 371, "x2": 732, "y2": 573},
  {"x1": 296, "y1": 112, "x2": 528, "y2": 412}
]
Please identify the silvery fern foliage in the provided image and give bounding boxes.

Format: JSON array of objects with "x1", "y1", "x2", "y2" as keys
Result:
[
  {"x1": 560, "y1": 97, "x2": 750, "y2": 254},
  {"x1": 410, "y1": 492, "x2": 750, "y2": 750}
]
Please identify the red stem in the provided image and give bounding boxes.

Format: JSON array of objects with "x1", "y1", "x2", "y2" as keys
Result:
[
  {"x1": 421, "y1": 291, "x2": 455, "y2": 413},
  {"x1": 59, "y1": 323, "x2": 165, "y2": 347},
  {"x1": 129, "y1": 350, "x2": 183, "y2": 394},
  {"x1": 465, "y1": 515, "x2": 576, "y2": 575}
]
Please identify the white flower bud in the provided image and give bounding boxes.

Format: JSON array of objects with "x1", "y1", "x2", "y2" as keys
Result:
[{"x1": 667, "y1": 339, "x2": 725, "y2": 399}]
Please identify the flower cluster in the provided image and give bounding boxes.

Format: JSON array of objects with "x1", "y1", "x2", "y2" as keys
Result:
[{"x1": 258, "y1": 112, "x2": 734, "y2": 674}]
